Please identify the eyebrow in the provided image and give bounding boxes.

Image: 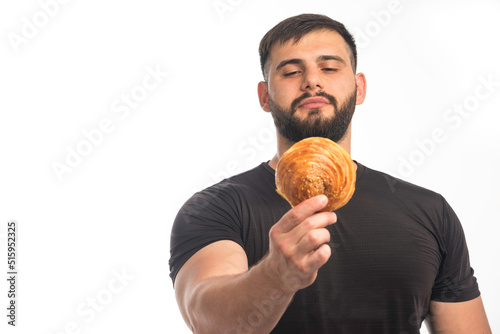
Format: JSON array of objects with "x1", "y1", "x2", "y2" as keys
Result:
[
  {"x1": 275, "y1": 58, "x2": 303, "y2": 72},
  {"x1": 275, "y1": 55, "x2": 346, "y2": 72},
  {"x1": 318, "y1": 55, "x2": 346, "y2": 65}
]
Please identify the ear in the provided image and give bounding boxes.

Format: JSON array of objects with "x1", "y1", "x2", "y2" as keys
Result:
[
  {"x1": 354, "y1": 72, "x2": 367, "y2": 105},
  {"x1": 257, "y1": 81, "x2": 271, "y2": 112}
]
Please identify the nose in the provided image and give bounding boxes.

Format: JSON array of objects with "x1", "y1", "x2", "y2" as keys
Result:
[{"x1": 301, "y1": 68, "x2": 323, "y2": 92}]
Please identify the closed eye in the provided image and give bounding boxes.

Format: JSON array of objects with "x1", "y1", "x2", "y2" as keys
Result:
[
  {"x1": 323, "y1": 68, "x2": 338, "y2": 72},
  {"x1": 283, "y1": 71, "x2": 302, "y2": 77}
]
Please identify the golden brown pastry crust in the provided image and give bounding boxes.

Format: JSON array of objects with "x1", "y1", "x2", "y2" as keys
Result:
[{"x1": 275, "y1": 137, "x2": 356, "y2": 212}]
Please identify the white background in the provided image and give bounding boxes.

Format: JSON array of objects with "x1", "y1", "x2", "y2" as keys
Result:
[{"x1": 1, "y1": 0, "x2": 499, "y2": 333}]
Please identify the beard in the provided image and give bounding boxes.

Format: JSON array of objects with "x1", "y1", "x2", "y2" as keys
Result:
[{"x1": 269, "y1": 88, "x2": 357, "y2": 144}]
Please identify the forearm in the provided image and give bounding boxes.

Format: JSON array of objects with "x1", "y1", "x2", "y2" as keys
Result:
[
  {"x1": 185, "y1": 258, "x2": 294, "y2": 334},
  {"x1": 177, "y1": 197, "x2": 335, "y2": 333}
]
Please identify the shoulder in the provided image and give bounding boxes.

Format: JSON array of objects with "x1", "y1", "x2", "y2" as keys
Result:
[
  {"x1": 355, "y1": 162, "x2": 448, "y2": 217},
  {"x1": 357, "y1": 162, "x2": 443, "y2": 199},
  {"x1": 177, "y1": 162, "x2": 274, "y2": 216},
  {"x1": 169, "y1": 163, "x2": 272, "y2": 283}
]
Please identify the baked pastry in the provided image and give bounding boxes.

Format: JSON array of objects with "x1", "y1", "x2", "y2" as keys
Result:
[{"x1": 275, "y1": 137, "x2": 356, "y2": 212}]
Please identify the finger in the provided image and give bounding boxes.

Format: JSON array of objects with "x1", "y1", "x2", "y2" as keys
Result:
[
  {"x1": 276, "y1": 195, "x2": 329, "y2": 233},
  {"x1": 296, "y1": 227, "x2": 331, "y2": 256},
  {"x1": 283, "y1": 211, "x2": 336, "y2": 248},
  {"x1": 305, "y1": 243, "x2": 331, "y2": 272},
  {"x1": 294, "y1": 211, "x2": 336, "y2": 235}
]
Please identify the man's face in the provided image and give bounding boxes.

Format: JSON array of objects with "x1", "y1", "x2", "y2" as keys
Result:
[{"x1": 259, "y1": 29, "x2": 365, "y2": 143}]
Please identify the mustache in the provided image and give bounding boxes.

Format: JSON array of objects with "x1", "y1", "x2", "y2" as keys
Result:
[{"x1": 290, "y1": 91, "x2": 338, "y2": 115}]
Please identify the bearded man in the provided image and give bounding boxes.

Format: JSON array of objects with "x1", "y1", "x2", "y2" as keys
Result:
[{"x1": 169, "y1": 14, "x2": 490, "y2": 333}]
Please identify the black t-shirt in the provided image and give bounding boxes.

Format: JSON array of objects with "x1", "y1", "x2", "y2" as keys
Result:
[{"x1": 169, "y1": 162, "x2": 480, "y2": 333}]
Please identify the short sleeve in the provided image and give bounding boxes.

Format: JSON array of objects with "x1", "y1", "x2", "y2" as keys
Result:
[
  {"x1": 430, "y1": 198, "x2": 480, "y2": 302},
  {"x1": 169, "y1": 182, "x2": 244, "y2": 285}
]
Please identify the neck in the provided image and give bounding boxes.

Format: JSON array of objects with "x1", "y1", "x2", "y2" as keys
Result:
[{"x1": 268, "y1": 125, "x2": 352, "y2": 170}]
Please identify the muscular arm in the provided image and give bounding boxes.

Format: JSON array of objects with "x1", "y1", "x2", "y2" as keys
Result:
[
  {"x1": 175, "y1": 240, "x2": 293, "y2": 334},
  {"x1": 174, "y1": 195, "x2": 336, "y2": 334},
  {"x1": 425, "y1": 296, "x2": 491, "y2": 334}
]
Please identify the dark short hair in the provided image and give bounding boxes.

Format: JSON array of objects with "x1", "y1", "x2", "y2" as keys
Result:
[{"x1": 259, "y1": 14, "x2": 357, "y2": 80}]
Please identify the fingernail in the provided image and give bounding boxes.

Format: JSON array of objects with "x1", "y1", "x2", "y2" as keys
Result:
[{"x1": 320, "y1": 195, "x2": 328, "y2": 205}]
